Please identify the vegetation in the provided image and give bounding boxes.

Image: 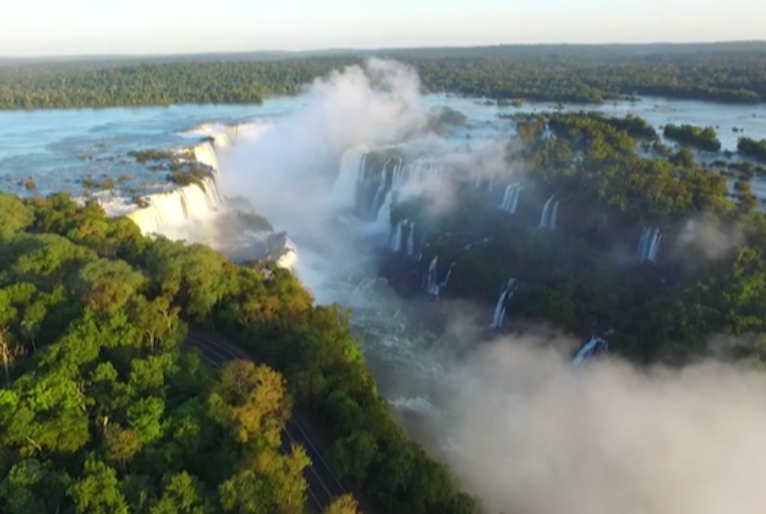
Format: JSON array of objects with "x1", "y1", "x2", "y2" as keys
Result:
[
  {"x1": 168, "y1": 167, "x2": 213, "y2": 190},
  {"x1": 0, "y1": 191, "x2": 478, "y2": 513},
  {"x1": 738, "y1": 137, "x2": 766, "y2": 162},
  {"x1": 81, "y1": 174, "x2": 116, "y2": 191},
  {"x1": 1, "y1": 44, "x2": 766, "y2": 109},
  {"x1": 390, "y1": 111, "x2": 766, "y2": 365},
  {"x1": 127, "y1": 150, "x2": 175, "y2": 163},
  {"x1": 663, "y1": 124, "x2": 722, "y2": 152}
]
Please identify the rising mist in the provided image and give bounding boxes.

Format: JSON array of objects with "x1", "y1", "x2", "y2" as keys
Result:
[
  {"x1": 441, "y1": 335, "x2": 766, "y2": 514},
  {"x1": 215, "y1": 58, "x2": 766, "y2": 514},
  {"x1": 218, "y1": 58, "x2": 430, "y2": 299}
]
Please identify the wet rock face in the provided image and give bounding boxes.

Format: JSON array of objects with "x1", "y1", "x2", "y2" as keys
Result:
[{"x1": 375, "y1": 248, "x2": 423, "y2": 298}]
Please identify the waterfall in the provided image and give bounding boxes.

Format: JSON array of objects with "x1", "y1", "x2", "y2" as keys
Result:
[
  {"x1": 127, "y1": 177, "x2": 220, "y2": 235},
  {"x1": 334, "y1": 148, "x2": 367, "y2": 210},
  {"x1": 192, "y1": 141, "x2": 219, "y2": 170},
  {"x1": 123, "y1": 123, "x2": 235, "y2": 235},
  {"x1": 424, "y1": 258, "x2": 455, "y2": 299},
  {"x1": 440, "y1": 261, "x2": 456, "y2": 289},
  {"x1": 489, "y1": 279, "x2": 518, "y2": 330},
  {"x1": 376, "y1": 190, "x2": 394, "y2": 226},
  {"x1": 389, "y1": 220, "x2": 404, "y2": 252},
  {"x1": 636, "y1": 226, "x2": 662, "y2": 263},
  {"x1": 392, "y1": 158, "x2": 406, "y2": 188},
  {"x1": 370, "y1": 178, "x2": 388, "y2": 217},
  {"x1": 276, "y1": 238, "x2": 299, "y2": 271},
  {"x1": 538, "y1": 195, "x2": 559, "y2": 231},
  {"x1": 406, "y1": 221, "x2": 416, "y2": 257},
  {"x1": 647, "y1": 231, "x2": 662, "y2": 263},
  {"x1": 425, "y1": 256, "x2": 440, "y2": 296},
  {"x1": 500, "y1": 183, "x2": 524, "y2": 214},
  {"x1": 549, "y1": 200, "x2": 559, "y2": 231},
  {"x1": 572, "y1": 336, "x2": 609, "y2": 366}
]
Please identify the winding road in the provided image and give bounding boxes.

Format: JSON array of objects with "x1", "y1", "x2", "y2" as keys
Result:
[{"x1": 184, "y1": 327, "x2": 358, "y2": 513}]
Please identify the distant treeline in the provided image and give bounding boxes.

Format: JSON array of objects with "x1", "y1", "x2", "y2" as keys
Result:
[{"x1": 1, "y1": 44, "x2": 766, "y2": 109}]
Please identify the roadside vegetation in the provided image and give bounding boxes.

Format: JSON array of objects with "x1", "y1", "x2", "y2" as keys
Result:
[{"x1": 0, "y1": 191, "x2": 479, "y2": 514}]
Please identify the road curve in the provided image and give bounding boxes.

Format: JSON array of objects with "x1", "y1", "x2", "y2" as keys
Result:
[{"x1": 184, "y1": 327, "x2": 354, "y2": 513}]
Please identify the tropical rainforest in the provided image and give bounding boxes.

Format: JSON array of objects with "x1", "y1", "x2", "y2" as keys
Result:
[
  {"x1": 0, "y1": 192, "x2": 477, "y2": 513},
  {"x1": 387, "y1": 110, "x2": 766, "y2": 366},
  {"x1": 1, "y1": 42, "x2": 766, "y2": 109}
]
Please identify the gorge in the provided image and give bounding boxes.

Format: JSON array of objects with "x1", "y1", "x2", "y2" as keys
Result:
[{"x1": 5, "y1": 58, "x2": 766, "y2": 514}]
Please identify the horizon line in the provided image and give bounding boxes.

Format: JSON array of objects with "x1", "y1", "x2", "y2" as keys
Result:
[{"x1": 2, "y1": 39, "x2": 766, "y2": 61}]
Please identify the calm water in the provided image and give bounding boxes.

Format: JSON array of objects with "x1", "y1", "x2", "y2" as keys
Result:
[{"x1": 0, "y1": 100, "x2": 299, "y2": 196}]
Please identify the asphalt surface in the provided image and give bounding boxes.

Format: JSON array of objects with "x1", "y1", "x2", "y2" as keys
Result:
[{"x1": 184, "y1": 328, "x2": 353, "y2": 513}]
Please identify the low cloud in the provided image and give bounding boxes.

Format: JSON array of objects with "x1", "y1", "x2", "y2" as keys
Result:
[{"x1": 440, "y1": 336, "x2": 766, "y2": 514}]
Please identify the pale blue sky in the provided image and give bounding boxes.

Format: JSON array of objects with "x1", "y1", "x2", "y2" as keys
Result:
[{"x1": 1, "y1": 0, "x2": 763, "y2": 56}]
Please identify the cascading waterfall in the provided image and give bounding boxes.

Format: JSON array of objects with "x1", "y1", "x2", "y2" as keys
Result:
[
  {"x1": 376, "y1": 190, "x2": 394, "y2": 226},
  {"x1": 636, "y1": 226, "x2": 662, "y2": 263},
  {"x1": 370, "y1": 158, "x2": 393, "y2": 216},
  {"x1": 489, "y1": 278, "x2": 518, "y2": 329},
  {"x1": 549, "y1": 200, "x2": 559, "y2": 231},
  {"x1": 538, "y1": 194, "x2": 559, "y2": 231},
  {"x1": 392, "y1": 157, "x2": 406, "y2": 188},
  {"x1": 389, "y1": 220, "x2": 405, "y2": 252},
  {"x1": 120, "y1": 124, "x2": 303, "y2": 272},
  {"x1": 423, "y1": 257, "x2": 456, "y2": 299},
  {"x1": 424, "y1": 256, "x2": 440, "y2": 296},
  {"x1": 128, "y1": 173, "x2": 220, "y2": 236},
  {"x1": 334, "y1": 147, "x2": 367, "y2": 210},
  {"x1": 406, "y1": 221, "x2": 416, "y2": 257},
  {"x1": 572, "y1": 336, "x2": 609, "y2": 365},
  {"x1": 500, "y1": 183, "x2": 524, "y2": 214},
  {"x1": 193, "y1": 140, "x2": 221, "y2": 170}
]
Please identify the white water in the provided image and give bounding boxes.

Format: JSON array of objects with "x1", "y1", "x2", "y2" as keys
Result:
[
  {"x1": 489, "y1": 279, "x2": 518, "y2": 329},
  {"x1": 538, "y1": 194, "x2": 559, "y2": 231},
  {"x1": 127, "y1": 175, "x2": 220, "y2": 235},
  {"x1": 501, "y1": 183, "x2": 524, "y2": 213},
  {"x1": 636, "y1": 226, "x2": 662, "y2": 263}
]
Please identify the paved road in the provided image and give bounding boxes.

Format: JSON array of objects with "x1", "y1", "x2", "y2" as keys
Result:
[{"x1": 185, "y1": 328, "x2": 353, "y2": 513}]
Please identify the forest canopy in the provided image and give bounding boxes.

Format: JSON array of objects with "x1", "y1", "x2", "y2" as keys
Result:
[
  {"x1": 386, "y1": 110, "x2": 766, "y2": 366},
  {"x1": 0, "y1": 192, "x2": 478, "y2": 514},
  {"x1": 1, "y1": 43, "x2": 766, "y2": 109}
]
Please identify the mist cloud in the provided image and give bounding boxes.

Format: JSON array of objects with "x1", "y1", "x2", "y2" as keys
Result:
[
  {"x1": 215, "y1": 58, "x2": 766, "y2": 514},
  {"x1": 442, "y1": 337, "x2": 766, "y2": 514},
  {"x1": 671, "y1": 215, "x2": 744, "y2": 263},
  {"x1": 220, "y1": 58, "x2": 427, "y2": 229}
]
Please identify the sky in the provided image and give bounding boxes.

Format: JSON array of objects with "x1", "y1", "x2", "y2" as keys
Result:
[{"x1": 1, "y1": 0, "x2": 763, "y2": 57}]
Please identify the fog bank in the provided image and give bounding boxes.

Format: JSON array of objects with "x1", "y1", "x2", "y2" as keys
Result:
[
  {"x1": 443, "y1": 337, "x2": 766, "y2": 514},
  {"x1": 214, "y1": 58, "x2": 766, "y2": 514}
]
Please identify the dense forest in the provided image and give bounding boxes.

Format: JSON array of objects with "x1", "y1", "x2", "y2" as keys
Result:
[
  {"x1": 663, "y1": 124, "x2": 722, "y2": 152},
  {"x1": 385, "y1": 110, "x2": 766, "y2": 365},
  {"x1": 0, "y1": 193, "x2": 478, "y2": 513},
  {"x1": 738, "y1": 137, "x2": 766, "y2": 162},
  {"x1": 2, "y1": 44, "x2": 766, "y2": 109}
]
